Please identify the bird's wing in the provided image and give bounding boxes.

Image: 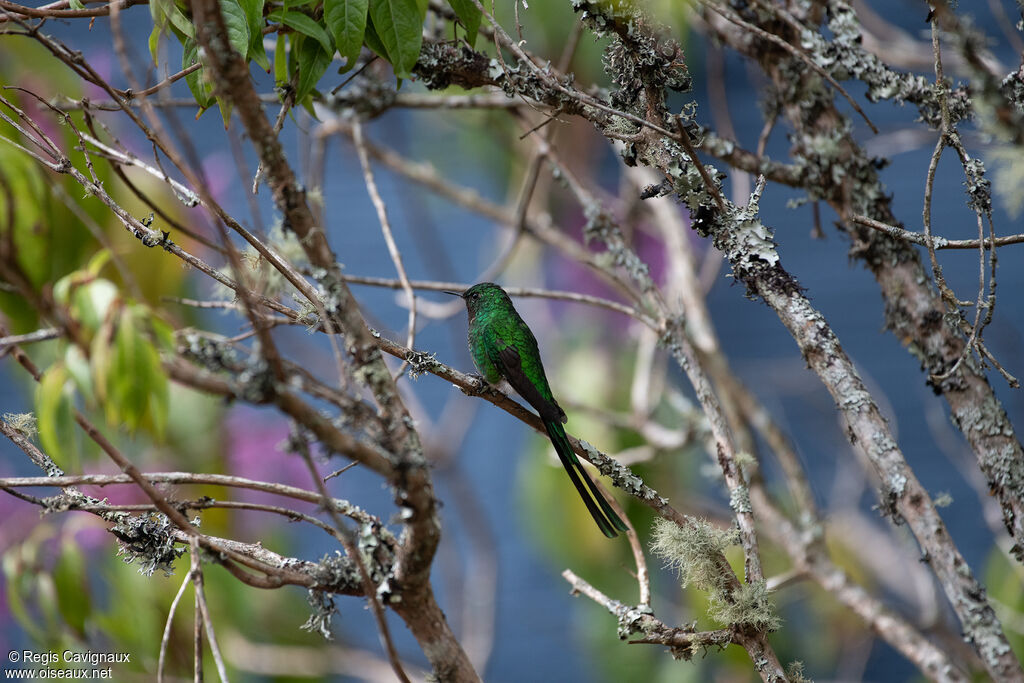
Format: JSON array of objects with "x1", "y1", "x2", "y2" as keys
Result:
[{"x1": 488, "y1": 332, "x2": 566, "y2": 424}]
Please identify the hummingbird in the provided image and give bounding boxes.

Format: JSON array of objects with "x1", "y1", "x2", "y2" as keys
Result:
[{"x1": 446, "y1": 282, "x2": 628, "y2": 538}]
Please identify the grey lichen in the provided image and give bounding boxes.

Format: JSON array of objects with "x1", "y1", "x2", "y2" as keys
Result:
[
  {"x1": 962, "y1": 157, "x2": 992, "y2": 215},
  {"x1": 665, "y1": 138, "x2": 726, "y2": 211},
  {"x1": 986, "y1": 442, "x2": 1024, "y2": 495},
  {"x1": 311, "y1": 550, "x2": 364, "y2": 594},
  {"x1": 313, "y1": 266, "x2": 350, "y2": 318},
  {"x1": 237, "y1": 353, "x2": 274, "y2": 402},
  {"x1": 111, "y1": 512, "x2": 185, "y2": 577},
  {"x1": 888, "y1": 472, "x2": 907, "y2": 498},
  {"x1": 300, "y1": 588, "x2": 337, "y2": 640},
  {"x1": 358, "y1": 519, "x2": 398, "y2": 603},
  {"x1": 179, "y1": 331, "x2": 238, "y2": 372},
  {"x1": 579, "y1": 439, "x2": 667, "y2": 505},
  {"x1": 326, "y1": 77, "x2": 397, "y2": 119},
  {"x1": 616, "y1": 602, "x2": 655, "y2": 640},
  {"x1": 710, "y1": 580, "x2": 783, "y2": 632},
  {"x1": 822, "y1": 1, "x2": 968, "y2": 127},
  {"x1": 652, "y1": 517, "x2": 782, "y2": 631},
  {"x1": 786, "y1": 660, "x2": 814, "y2": 683},
  {"x1": 650, "y1": 516, "x2": 738, "y2": 594},
  {"x1": 697, "y1": 179, "x2": 781, "y2": 290},
  {"x1": 403, "y1": 349, "x2": 440, "y2": 379},
  {"x1": 734, "y1": 451, "x2": 757, "y2": 478},
  {"x1": 729, "y1": 485, "x2": 752, "y2": 514},
  {"x1": 572, "y1": 0, "x2": 690, "y2": 120},
  {"x1": 957, "y1": 579, "x2": 1014, "y2": 668},
  {"x1": 3, "y1": 412, "x2": 37, "y2": 438},
  {"x1": 414, "y1": 42, "x2": 586, "y2": 120}
]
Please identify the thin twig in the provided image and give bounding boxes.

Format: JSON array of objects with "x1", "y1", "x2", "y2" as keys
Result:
[
  {"x1": 563, "y1": 569, "x2": 735, "y2": 654},
  {"x1": 193, "y1": 550, "x2": 203, "y2": 682},
  {"x1": 471, "y1": 0, "x2": 678, "y2": 138},
  {"x1": 128, "y1": 63, "x2": 202, "y2": 100},
  {"x1": 852, "y1": 214, "x2": 980, "y2": 249},
  {"x1": 290, "y1": 429, "x2": 411, "y2": 683},
  {"x1": 158, "y1": 573, "x2": 193, "y2": 683},
  {"x1": 352, "y1": 119, "x2": 418, "y2": 380},
  {"x1": 190, "y1": 536, "x2": 230, "y2": 683},
  {"x1": 674, "y1": 118, "x2": 726, "y2": 212},
  {"x1": 599, "y1": 479, "x2": 649, "y2": 606},
  {"x1": 0, "y1": 0, "x2": 145, "y2": 20},
  {"x1": 701, "y1": 0, "x2": 879, "y2": 134},
  {"x1": 0, "y1": 327, "x2": 61, "y2": 348}
]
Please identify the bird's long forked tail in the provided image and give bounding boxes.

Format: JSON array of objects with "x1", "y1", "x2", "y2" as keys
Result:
[{"x1": 544, "y1": 420, "x2": 630, "y2": 538}]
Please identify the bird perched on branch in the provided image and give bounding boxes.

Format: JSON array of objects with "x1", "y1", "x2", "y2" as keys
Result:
[{"x1": 446, "y1": 282, "x2": 628, "y2": 538}]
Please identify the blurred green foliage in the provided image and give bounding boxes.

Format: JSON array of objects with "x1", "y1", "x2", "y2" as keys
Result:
[{"x1": 0, "y1": 41, "x2": 321, "y2": 681}]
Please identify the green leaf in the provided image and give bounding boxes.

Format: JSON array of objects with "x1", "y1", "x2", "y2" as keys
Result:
[
  {"x1": 294, "y1": 35, "x2": 333, "y2": 105},
  {"x1": 64, "y1": 345, "x2": 95, "y2": 404},
  {"x1": 362, "y1": 15, "x2": 389, "y2": 61},
  {"x1": 251, "y1": 44, "x2": 272, "y2": 73},
  {"x1": 3, "y1": 549, "x2": 46, "y2": 643},
  {"x1": 145, "y1": 317, "x2": 175, "y2": 438},
  {"x1": 183, "y1": 39, "x2": 215, "y2": 111},
  {"x1": 269, "y1": 9, "x2": 333, "y2": 54},
  {"x1": 36, "y1": 363, "x2": 76, "y2": 468},
  {"x1": 86, "y1": 248, "x2": 112, "y2": 277},
  {"x1": 68, "y1": 0, "x2": 84, "y2": 9},
  {"x1": 54, "y1": 539, "x2": 92, "y2": 638},
  {"x1": 446, "y1": 0, "x2": 480, "y2": 47},
  {"x1": 110, "y1": 310, "x2": 146, "y2": 430},
  {"x1": 142, "y1": 345, "x2": 170, "y2": 441},
  {"x1": 53, "y1": 273, "x2": 73, "y2": 307},
  {"x1": 239, "y1": 0, "x2": 271, "y2": 71},
  {"x1": 368, "y1": 0, "x2": 424, "y2": 79},
  {"x1": 54, "y1": 270, "x2": 119, "y2": 339},
  {"x1": 148, "y1": 17, "x2": 165, "y2": 64},
  {"x1": 219, "y1": 0, "x2": 252, "y2": 57},
  {"x1": 274, "y1": 33, "x2": 289, "y2": 84},
  {"x1": 141, "y1": 314, "x2": 170, "y2": 440},
  {"x1": 35, "y1": 572, "x2": 62, "y2": 635},
  {"x1": 150, "y1": 0, "x2": 195, "y2": 42},
  {"x1": 89, "y1": 319, "x2": 113, "y2": 403},
  {"x1": 150, "y1": 316, "x2": 176, "y2": 351},
  {"x1": 71, "y1": 279, "x2": 119, "y2": 335},
  {"x1": 148, "y1": 0, "x2": 190, "y2": 63},
  {"x1": 105, "y1": 307, "x2": 169, "y2": 436},
  {"x1": 218, "y1": 97, "x2": 234, "y2": 128},
  {"x1": 324, "y1": 0, "x2": 369, "y2": 69},
  {"x1": 167, "y1": 4, "x2": 196, "y2": 39}
]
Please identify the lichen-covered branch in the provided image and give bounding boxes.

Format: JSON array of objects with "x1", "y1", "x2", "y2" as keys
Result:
[
  {"x1": 700, "y1": 0, "x2": 1024, "y2": 565},
  {"x1": 751, "y1": 487, "x2": 969, "y2": 683},
  {"x1": 697, "y1": 192, "x2": 1020, "y2": 680},
  {"x1": 184, "y1": 1, "x2": 473, "y2": 677}
]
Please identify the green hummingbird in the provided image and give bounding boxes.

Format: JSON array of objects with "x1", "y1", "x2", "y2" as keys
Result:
[{"x1": 446, "y1": 282, "x2": 628, "y2": 538}]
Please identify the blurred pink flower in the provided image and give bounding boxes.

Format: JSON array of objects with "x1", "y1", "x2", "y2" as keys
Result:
[{"x1": 225, "y1": 407, "x2": 311, "y2": 500}]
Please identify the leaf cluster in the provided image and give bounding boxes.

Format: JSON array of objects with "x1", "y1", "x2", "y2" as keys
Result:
[
  {"x1": 35, "y1": 251, "x2": 174, "y2": 469},
  {"x1": 150, "y1": 0, "x2": 482, "y2": 122}
]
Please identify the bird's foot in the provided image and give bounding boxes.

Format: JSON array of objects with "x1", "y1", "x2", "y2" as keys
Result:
[{"x1": 460, "y1": 374, "x2": 488, "y2": 395}]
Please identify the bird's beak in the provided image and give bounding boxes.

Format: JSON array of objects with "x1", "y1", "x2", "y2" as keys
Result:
[{"x1": 442, "y1": 290, "x2": 465, "y2": 298}]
